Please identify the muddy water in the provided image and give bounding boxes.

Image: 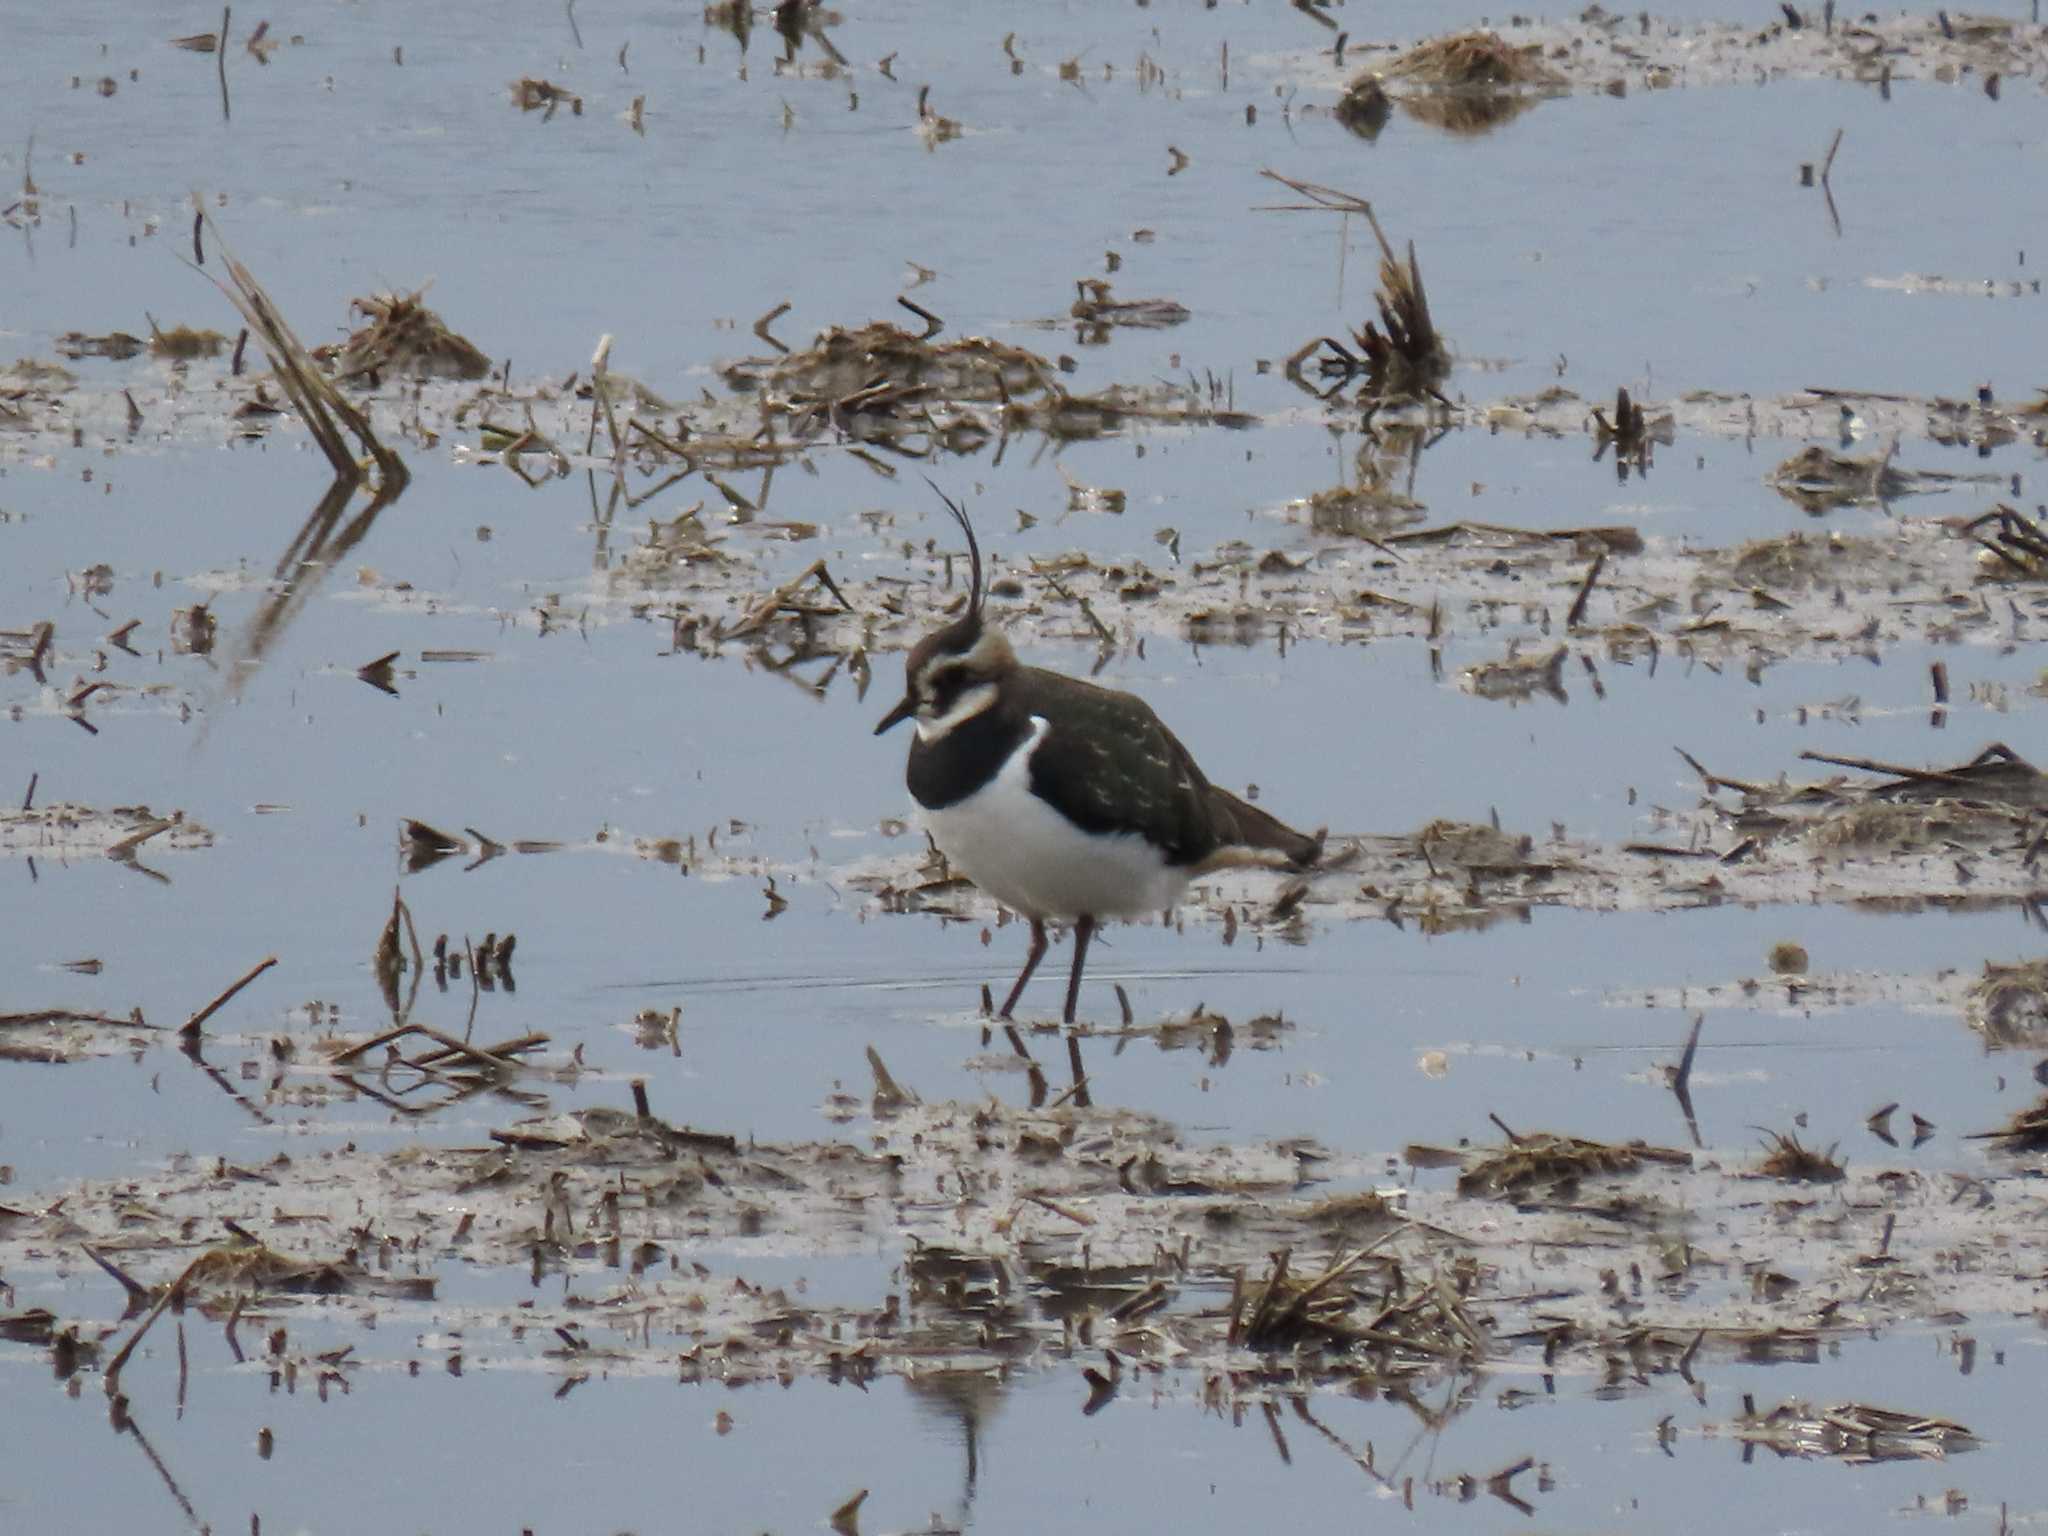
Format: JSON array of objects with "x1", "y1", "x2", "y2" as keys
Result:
[{"x1": 6, "y1": 3, "x2": 2048, "y2": 1532}]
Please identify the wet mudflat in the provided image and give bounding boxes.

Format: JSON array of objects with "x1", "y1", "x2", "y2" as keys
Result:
[{"x1": 5, "y1": 2, "x2": 2048, "y2": 1531}]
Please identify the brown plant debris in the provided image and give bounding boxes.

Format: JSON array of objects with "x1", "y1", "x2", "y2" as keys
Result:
[
  {"x1": 1260, "y1": 174, "x2": 1445, "y2": 403},
  {"x1": 1965, "y1": 959, "x2": 2048, "y2": 1050},
  {"x1": 1732, "y1": 1399, "x2": 1976, "y2": 1462},
  {"x1": 1381, "y1": 31, "x2": 1565, "y2": 88},
  {"x1": 1766, "y1": 443, "x2": 1963, "y2": 513},
  {"x1": 1459, "y1": 642, "x2": 1567, "y2": 705},
  {"x1": 1231, "y1": 1236, "x2": 1484, "y2": 1363},
  {"x1": 196, "y1": 213, "x2": 409, "y2": 491},
  {"x1": 1767, "y1": 942, "x2": 1809, "y2": 976},
  {"x1": 1967, "y1": 1094, "x2": 2048, "y2": 1152},
  {"x1": 725, "y1": 319, "x2": 1053, "y2": 413},
  {"x1": 1299, "y1": 429, "x2": 1430, "y2": 534},
  {"x1": 1754, "y1": 1130, "x2": 1844, "y2": 1183},
  {"x1": 1333, "y1": 75, "x2": 1392, "y2": 139},
  {"x1": 1454, "y1": 1122, "x2": 1691, "y2": 1200},
  {"x1": 1591, "y1": 386, "x2": 1672, "y2": 475},
  {"x1": 1344, "y1": 214, "x2": 1446, "y2": 403},
  {"x1": 0, "y1": 803, "x2": 214, "y2": 861},
  {"x1": 511, "y1": 77, "x2": 583, "y2": 116},
  {"x1": 54, "y1": 331, "x2": 146, "y2": 361},
  {"x1": 8, "y1": 1071, "x2": 2048, "y2": 1408},
  {"x1": 148, "y1": 322, "x2": 228, "y2": 360},
  {"x1": 1070, "y1": 280, "x2": 1190, "y2": 331},
  {"x1": 330, "y1": 291, "x2": 491, "y2": 382},
  {"x1": 1306, "y1": 12, "x2": 2048, "y2": 96},
  {"x1": 1961, "y1": 503, "x2": 2048, "y2": 579}
]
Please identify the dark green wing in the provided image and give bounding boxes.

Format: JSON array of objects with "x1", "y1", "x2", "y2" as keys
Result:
[
  {"x1": 1011, "y1": 668, "x2": 1221, "y2": 866},
  {"x1": 1012, "y1": 667, "x2": 1323, "y2": 868}
]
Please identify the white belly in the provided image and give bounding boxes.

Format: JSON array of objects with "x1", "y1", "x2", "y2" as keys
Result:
[{"x1": 919, "y1": 717, "x2": 1190, "y2": 922}]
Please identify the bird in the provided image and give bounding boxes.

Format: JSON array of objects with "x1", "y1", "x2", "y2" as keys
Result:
[{"x1": 875, "y1": 485, "x2": 1324, "y2": 1025}]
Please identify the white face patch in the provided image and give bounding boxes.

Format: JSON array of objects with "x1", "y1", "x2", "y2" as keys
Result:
[{"x1": 914, "y1": 681, "x2": 998, "y2": 743}]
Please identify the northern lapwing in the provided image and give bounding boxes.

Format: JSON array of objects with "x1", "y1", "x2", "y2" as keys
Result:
[{"x1": 876, "y1": 486, "x2": 1323, "y2": 1023}]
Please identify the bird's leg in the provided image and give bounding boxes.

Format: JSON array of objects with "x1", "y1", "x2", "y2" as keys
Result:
[
  {"x1": 997, "y1": 918, "x2": 1049, "y2": 1020},
  {"x1": 1062, "y1": 915, "x2": 1097, "y2": 1026}
]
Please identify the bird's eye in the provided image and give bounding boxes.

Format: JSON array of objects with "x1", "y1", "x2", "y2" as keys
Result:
[{"x1": 924, "y1": 662, "x2": 966, "y2": 712}]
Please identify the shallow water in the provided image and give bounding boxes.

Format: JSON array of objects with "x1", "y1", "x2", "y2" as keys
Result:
[{"x1": 6, "y1": 2, "x2": 2048, "y2": 1531}]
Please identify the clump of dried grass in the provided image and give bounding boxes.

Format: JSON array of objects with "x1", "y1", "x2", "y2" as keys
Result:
[
  {"x1": 1734, "y1": 1398, "x2": 1976, "y2": 1462},
  {"x1": 148, "y1": 321, "x2": 227, "y2": 359},
  {"x1": 1353, "y1": 211, "x2": 1448, "y2": 402},
  {"x1": 1300, "y1": 1191, "x2": 1394, "y2": 1235},
  {"x1": 332, "y1": 291, "x2": 491, "y2": 382},
  {"x1": 1458, "y1": 1124, "x2": 1690, "y2": 1199},
  {"x1": 197, "y1": 211, "x2": 408, "y2": 491},
  {"x1": 1754, "y1": 1129, "x2": 1844, "y2": 1183},
  {"x1": 1967, "y1": 958, "x2": 2048, "y2": 1048},
  {"x1": 1968, "y1": 1093, "x2": 2048, "y2": 1152},
  {"x1": 1727, "y1": 530, "x2": 1835, "y2": 589},
  {"x1": 1383, "y1": 31, "x2": 1564, "y2": 88},
  {"x1": 1770, "y1": 444, "x2": 1910, "y2": 513},
  {"x1": 729, "y1": 320, "x2": 1052, "y2": 408},
  {"x1": 1230, "y1": 1238, "x2": 1484, "y2": 1364},
  {"x1": 511, "y1": 77, "x2": 583, "y2": 115},
  {"x1": 1806, "y1": 799, "x2": 2019, "y2": 853}
]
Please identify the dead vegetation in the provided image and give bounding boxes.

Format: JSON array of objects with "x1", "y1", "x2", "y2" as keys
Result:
[
  {"x1": 1382, "y1": 31, "x2": 1565, "y2": 89},
  {"x1": 1328, "y1": 30, "x2": 1566, "y2": 138},
  {"x1": 1298, "y1": 427, "x2": 1431, "y2": 535},
  {"x1": 196, "y1": 213, "x2": 408, "y2": 494},
  {"x1": 510, "y1": 77, "x2": 583, "y2": 117},
  {"x1": 1265, "y1": 175, "x2": 1447, "y2": 405},
  {"x1": 1765, "y1": 442, "x2": 1971, "y2": 513},
  {"x1": 1459, "y1": 642, "x2": 1567, "y2": 705},
  {"x1": 1961, "y1": 503, "x2": 2048, "y2": 579},
  {"x1": 1968, "y1": 1095, "x2": 2048, "y2": 1152},
  {"x1": 5, "y1": 1058, "x2": 2039, "y2": 1427},
  {"x1": 1351, "y1": 227, "x2": 1448, "y2": 398},
  {"x1": 1753, "y1": 1129, "x2": 1845, "y2": 1183},
  {"x1": 1446, "y1": 1120, "x2": 1691, "y2": 1200},
  {"x1": 147, "y1": 321, "x2": 228, "y2": 360},
  {"x1": 1069, "y1": 280, "x2": 1190, "y2": 335},
  {"x1": 1732, "y1": 1399, "x2": 1976, "y2": 1462},
  {"x1": 1230, "y1": 1238, "x2": 1487, "y2": 1368},
  {"x1": 1311, "y1": 10, "x2": 2048, "y2": 97},
  {"x1": 328, "y1": 290, "x2": 491, "y2": 382},
  {"x1": 0, "y1": 802, "x2": 214, "y2": 863},
  {"x1": 1966, "y1": 959, "x2": 2048, "y2": 1049}
]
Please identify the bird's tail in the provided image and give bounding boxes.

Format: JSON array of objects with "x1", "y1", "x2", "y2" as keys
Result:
[{"x1": 1203, "y1": 787, "x2": 1325, "y2": 870}]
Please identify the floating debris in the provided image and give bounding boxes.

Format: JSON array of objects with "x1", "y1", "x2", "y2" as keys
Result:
[
  {"x1": 1459, "y1": 643, "x2": 1567, "y2": 705},
  {"x1": 1452, "y1": 1121, "x2": 1691, "y2": 1200},
  {"x1": 0, "y1": 803, "x2": 213, "y2": 861},
  {"x1": 331, "y1": 291, "x2": 491, "y2": 382},
  {"x1": 1767, "y1": 942, "x2": 1808, "y2": 976},
  {"x1": 1381, "y1": 31, "x2": 1565, "y2": 89},
  {"x1": 147, "y1": 321, "x2": 228, "y2": 360},
  {"x1": 54, "y1": 330, "x2": 146, "y2": 361},
  {"x1": 1766, "y1": 442, "x2": 1961, "y2": 513},
  {"x1": 511, "y1": 77, "x2": 583, "y2": 117},
  {"x1": 1288, "y1": 194, "x2": 1448, "y2": 403},
  {"x1": 1732, "y1": 1399, "x2": 1976, "y2": 1463},
  {"x1": 1070, "y1": 280, "x2": 1190, "y2": 333},
  {"x1": 1968, "y1": 1094, "x2": 2048, "y2": 1152},
  {"x1": 1966, "y1": 959, "x2": 2048, "y2": 1049},
  {"x1": 1754, "y1": 1129, "x2": 1844, "y2": 1184}
]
